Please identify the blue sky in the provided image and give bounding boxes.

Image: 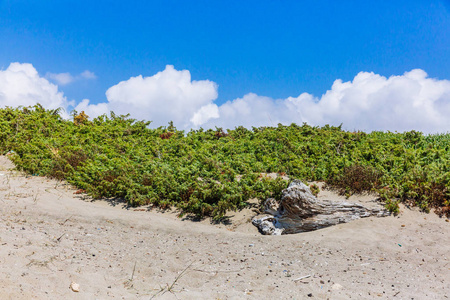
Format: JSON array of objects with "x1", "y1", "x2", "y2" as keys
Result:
[{"x1": 1, "y1": 1, "x2": 450, "y2": 132}]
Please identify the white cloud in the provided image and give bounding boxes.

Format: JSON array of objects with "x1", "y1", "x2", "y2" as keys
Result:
[
  {"x1": 103, "y1": 65, "x2": 218, "y2": 128},
  {"x1": 46, "y1": 70, "x2": 97, "y2": 85},
  {"x1": 197, "y1": 69, "x2": 450, "y2": 133},
  {"x1": 46, "y1": 72, "x2": 74, "y2": 85},
  {"x1": 80, "y1": 70, "x2": 97, "y2": 80},
  {"x1": 0, "y1": 62, "x2": 71, "y2": 117},
  {"x1": 190, "y1": 103, "x2": 219, "y2": 126},
  {"x1": 73, "y1": 99, "x2": 109, "y2": 118},
  {"x1": 2, "y1": 62, "x2": 450, "y2": 133},
  {"x1": 1, "y1": 63, "x2": 219, "y2": 127},
  {"x1": 199, "y1": 93, "x2": 299, "y2": 129}
]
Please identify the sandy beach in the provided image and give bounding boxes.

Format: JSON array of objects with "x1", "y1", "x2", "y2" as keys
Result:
[{"x1": 0, "y1": 155, "x2": 449, "y2": 299}]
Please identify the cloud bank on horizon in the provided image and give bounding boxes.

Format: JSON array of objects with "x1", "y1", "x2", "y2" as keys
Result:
[{"x1": 1, "y1": 62, "x2": 450, "y2": 133}]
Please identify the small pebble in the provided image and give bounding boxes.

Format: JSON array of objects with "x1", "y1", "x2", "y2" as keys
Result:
[
  {"x1": 331, "y1": 283, "x2": 343, "y2": 290},
  {"x1": 70, "y1": 282, "x2": 80, "y2": 292}
]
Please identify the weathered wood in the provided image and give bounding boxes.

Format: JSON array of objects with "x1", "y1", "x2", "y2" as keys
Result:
[{"x1": 252, "y1": 180, "x2": 389, "y2": 235}]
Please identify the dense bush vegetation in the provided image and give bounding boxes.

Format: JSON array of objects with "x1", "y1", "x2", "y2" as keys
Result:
[{"x1": 1, "y1": 105, "x2": 449, "y2": 218}]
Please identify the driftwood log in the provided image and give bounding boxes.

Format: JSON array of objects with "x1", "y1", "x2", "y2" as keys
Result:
[{"x1": 252, "y1": 180, "x2": 389, "y2": 235}]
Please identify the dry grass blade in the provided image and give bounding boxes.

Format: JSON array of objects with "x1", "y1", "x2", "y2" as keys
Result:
[{"x1": 150, "y1": 261, "x2": 194, "y2": 299}]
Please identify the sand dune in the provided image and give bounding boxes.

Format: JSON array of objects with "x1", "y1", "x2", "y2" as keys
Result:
[{"x1": 0, "y1": 156, "x2": 449, "y2": 299}]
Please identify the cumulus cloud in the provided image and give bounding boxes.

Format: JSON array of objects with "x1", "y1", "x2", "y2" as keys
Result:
[
  {"x1": 198, "y1": 69, "x2": 450, "y2": 133},
  {"x1": 2, "y1": 62, "x2": 450, "y2": 133},
  {"x1": 0, "y1": 62, "x2": 71, "y2": 117},
  {"x1": 103, "y1": 65, "x2": 218, "y2": 128},
  {"x1": 1, "y1": 63, "x2": 219, "y2": 128},
  {"x1": 197, "y1": 93, "x2": 296, "y2": 129},
  {"x1": 46, "y1": 70, "x2": 97, "y2": 85},
  {"x1": 299, "y1": 69, "x2": 450, "y2": 132}
]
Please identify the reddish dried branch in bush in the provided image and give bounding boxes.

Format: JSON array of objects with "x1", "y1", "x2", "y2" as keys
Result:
[
  {"x1": 160, "y1": 132, "x2": 174, "y2": 139},
  {"x1": 327, "y1": 164, "x2": 381, "y2": 195},
  {"x1": 215, "y1": 129, "x2": 228, "y2": 139}
]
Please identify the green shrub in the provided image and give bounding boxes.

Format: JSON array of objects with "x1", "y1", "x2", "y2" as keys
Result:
[{"x1": 1, "y1": 105, "x2": 449, "y2": 219}]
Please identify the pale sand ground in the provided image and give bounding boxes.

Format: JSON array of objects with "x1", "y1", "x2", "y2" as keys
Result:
[{"x1": 0, "y1": 155, "x2": 449, "y2": 299}]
